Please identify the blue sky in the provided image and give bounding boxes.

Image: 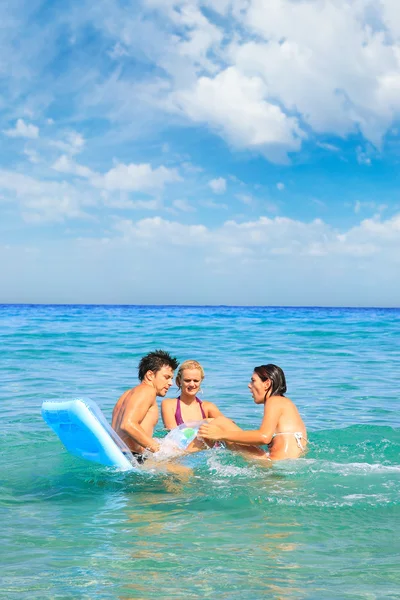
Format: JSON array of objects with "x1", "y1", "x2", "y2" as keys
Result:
[{"x1": 1, "y1": 0, "x2": 400, "y2": 306}]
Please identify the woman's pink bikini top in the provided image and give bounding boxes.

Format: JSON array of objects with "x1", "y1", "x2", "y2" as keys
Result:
[{"x1": 175, "y1": 396, "x2": 206, "y2": 426}]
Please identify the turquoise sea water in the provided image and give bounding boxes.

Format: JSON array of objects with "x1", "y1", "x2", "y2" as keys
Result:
[{"x1": 1, "y1": 304, "x2": 399, "y2": 599}]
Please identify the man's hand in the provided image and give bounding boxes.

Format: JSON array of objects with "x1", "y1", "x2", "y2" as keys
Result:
[{"x1": 198, "y1": 422, "x2": 223, "y2": 441}]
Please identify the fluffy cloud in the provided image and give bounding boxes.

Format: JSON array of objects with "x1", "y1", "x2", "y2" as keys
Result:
[
  {"x1": 3, "y1": 119, "x2": 39, "y2": 139},
  {"x1": 209, "y1": 177, "x2": 226, "y2": 194},
  {"x1": 51, "y1": 132, "x2": 85, "y2": 155},
  {"x1": 0, "y1": 169, "x2": 90, "y2": 223},
  {"x1": 95, "y1": 162, "x2": 181, "y2": 192},
  {"x1": 107, "y1": 212, "x2": 400, "y2": 263},
  {"x1": 173, "y1": 198, "x2": 196, "y2": 212},
  {"x1": 139, "y1": 0, "x2": 400, "y2": 156},
  {"x1": 53, "y1": 156, "x2": 181, "y2": 192},
  {"x1": 171, "y1": 66, "x2": 303, "y2": 162},
  {"x1": 0, "y1": 154, "x2": 182, "y2": 222},
  {"x1": 4, "y1": 1, "x2": 400, "y2": 163},
  {"x1": 53, "y1": 155, "x2": 94, "y2": 179}
]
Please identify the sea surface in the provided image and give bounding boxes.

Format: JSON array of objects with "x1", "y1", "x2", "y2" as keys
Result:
[{"x1": 1, "y1": 304, "x2": 399, "y2": 599}]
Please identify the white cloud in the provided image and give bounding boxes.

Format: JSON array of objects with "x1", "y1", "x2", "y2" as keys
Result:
[
  {"x1": 21, "y1": 195, "x2": 87, "y2": 223},
  {"x1": 0, "y1": 169, "x2": 92, "y2": 223},
  {"x1": 236, "y1": 193, "x2": 253, "y2": 205},
  {"x1": 113, "y1": 216, "x2": 208, "y2": 245},
  {"x1": 173, "y1": 199, "x2": 196, "y2": 212},
  {"x1": 0, "y1": 169, "x2": 66, "y2": 197},
  {"x1": 93, "y1": 162, "x2": 181, "y2": 192},
  {"x1": 356, "y1": 146, "x2": 372, "y2": 165},
  {"x1": 201, "y1": 199, "x2": 228, "y2": 210},
  {"x1": 0, "y1": 150, "x2": 183, "y2": 223},
  {"x1": 317, "y1": 142, "x2": 340, "y2": 152},
  {"x1": 171, "y1": 66, "x2": 303, "y2": 163},
  {"x1": 73, "y1": 212, "x2": 400, "y2": 306},
  {"x1": 23, "y1": 147, "x2": 41, "y2": 164},
  {"x1": 53, "y1": 155, "x2": 94, "y2": 178},
  {"x1": 52, "y1": 156, "x2": 181, "y2": 193},
  {"x1": 51, "y1": 131, "x2": 85, "y2": 155},
  {"x1": 4, "y1": 119, "x2": 39, "y2": 139},
  {"x1": 4, "y1": 0, "x2": 400, "y2": 165},
  {"x1": 143, "y1": 0, "x2": 223, "y2": 73},
  {"x1": 276, "y1": 182, "x2": 285, "y2": 191},
  {"x1": 237, "y1": 1, "x2": 400, "y2": 144},
  {"x1": 109, "y1": 42, "x2": 130, "y2": 60},
  {"x1": 141, "y1": 0, "x2": 400, "y2": 156},
  {"x1": 103, "y1": 212, "x2": 400, "y2": 264},
  {"x1": 354, "y1": 201, "x2": 387, "y2": 215},
  {"x1": 209, "y1": 177, "x2": 226, "y2": 194}
]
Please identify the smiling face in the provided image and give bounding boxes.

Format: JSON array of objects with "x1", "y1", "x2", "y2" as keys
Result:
[
  {"x1": 179, "y1": 368, "x2": 202, "y2": 397},
  {"x1": 248, "y1": 371, "x2": 271, "y2": 404},
  {"x1": 149, "y1": 365, "x2": 175, "y2": 396}
]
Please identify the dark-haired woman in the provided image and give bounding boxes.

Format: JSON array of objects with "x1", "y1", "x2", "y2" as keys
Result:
[{"x1": 198, "y1": 364, "x2": 307, "y2": 461}]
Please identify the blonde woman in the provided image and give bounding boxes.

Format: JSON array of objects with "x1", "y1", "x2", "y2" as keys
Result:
[{"x1": 161, "y1": 360, "x2": 222, "y2": 430}]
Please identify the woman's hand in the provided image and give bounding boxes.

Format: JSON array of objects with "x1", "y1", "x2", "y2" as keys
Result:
[
  {"x1": 198, "y1": 421, "x2": 224, "y2": 441},
  {"x1": 147, "y1": 440, "x2": 161, "y2": 453}
]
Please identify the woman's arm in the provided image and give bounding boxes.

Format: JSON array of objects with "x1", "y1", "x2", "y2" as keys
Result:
[
  {"x1": 198, "y1": 397, "x2": 282, "y2": 446},
  {"x1": 161, "y1": 399, "x2": 177, "y2": 430},
  {"x1": 203, "y1": 401, "x2": 223, "y2": 419}
]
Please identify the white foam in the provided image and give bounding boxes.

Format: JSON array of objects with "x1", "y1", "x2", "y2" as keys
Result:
[
  {"x1": 206, "y1": 449, "x2": 263, "y2": 479},
  {"x1": 302, "y1": 459, "x2": 400, "y2": 475}
]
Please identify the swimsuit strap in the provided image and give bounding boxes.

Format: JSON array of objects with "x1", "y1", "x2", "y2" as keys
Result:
[
  {"x1": 196, "y1": 397, "x2": 207, "y2": 419},
  {"x1": 272, "y1": 432, "x2": 308, "y2": 451},
  {"x1": 175, "y1": 396, "x2": 184, "y2": 426},
  {"x1": 294, "y1": 432, "x2": 305, "y2": 451},
  {"x1": 175, "y1": 396, "x2": 206, "y2": 426}
]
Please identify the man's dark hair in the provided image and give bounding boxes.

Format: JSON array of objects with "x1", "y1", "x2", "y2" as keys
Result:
[{"x1": 138, "y1": 350, "x2": 179, "y2": 381}]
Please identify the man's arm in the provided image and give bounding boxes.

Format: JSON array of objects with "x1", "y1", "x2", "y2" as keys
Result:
[{"x1": 120, "y1": 390, "x2": 159, "y2": 452}]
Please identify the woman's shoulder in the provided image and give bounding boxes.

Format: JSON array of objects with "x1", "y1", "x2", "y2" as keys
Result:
[
  {"x1": 161, "y1": 397, "x2": 178, "y2": 405},
  {"x1": 270, "y1": 394, "x2": 288, "y2": 401},
  {"x1": 201, "y1": 400, "x2": 219, "y2": 411},
  {"x1": 268, "y1": 394, "x2": 289, "y2": 407}
]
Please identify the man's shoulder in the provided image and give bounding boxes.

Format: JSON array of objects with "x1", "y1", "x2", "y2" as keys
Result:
[{"x1": 126, "y1": 383, "x2": 156, "y2": 403}]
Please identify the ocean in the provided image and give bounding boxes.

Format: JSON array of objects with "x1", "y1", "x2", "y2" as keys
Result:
[{"x1": 1, "y1": 304, "x2": 399, "y2": 599}]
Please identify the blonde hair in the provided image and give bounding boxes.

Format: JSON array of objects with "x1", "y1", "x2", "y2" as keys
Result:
[{"x1": 176, "y1": 360, "x2": 205, "y2": 389}]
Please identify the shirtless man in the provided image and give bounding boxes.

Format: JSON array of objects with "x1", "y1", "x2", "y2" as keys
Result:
[{"x1": 112, "y1": 350, "x2": 179, "y2": 464}]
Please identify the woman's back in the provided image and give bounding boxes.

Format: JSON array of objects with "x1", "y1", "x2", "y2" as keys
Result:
[{"x1": 269, "y1": 395, "x2": 307, "y2": 459}]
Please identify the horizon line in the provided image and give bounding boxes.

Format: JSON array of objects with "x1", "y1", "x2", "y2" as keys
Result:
[{"x1": 0, "y1": 303, "x2": 399, "y2": 310}]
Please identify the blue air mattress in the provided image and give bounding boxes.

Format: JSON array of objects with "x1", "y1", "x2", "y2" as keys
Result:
[{"x1": 42, "y1": 398, "x2": 137, "y2": 471}]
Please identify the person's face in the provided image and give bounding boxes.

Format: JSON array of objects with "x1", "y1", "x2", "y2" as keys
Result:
[
  {"x1": 151, "y1": 365, "x2": 175, "y2": 396},
  {"x1": 248, "y1": 371, "x2": 270, "y2": 404},
  {"x1": 180, "y1": 368, "x2": 202, "y2": 396}
]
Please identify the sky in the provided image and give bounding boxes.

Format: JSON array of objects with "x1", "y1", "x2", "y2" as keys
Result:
[{"x1": 1, "y1": 0, "x2": 400, "y2": 306}]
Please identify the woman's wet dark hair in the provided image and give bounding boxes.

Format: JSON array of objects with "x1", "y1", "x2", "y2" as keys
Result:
[{"x1": 254, "y1": 364, "x2": 287, "y2": 397}]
